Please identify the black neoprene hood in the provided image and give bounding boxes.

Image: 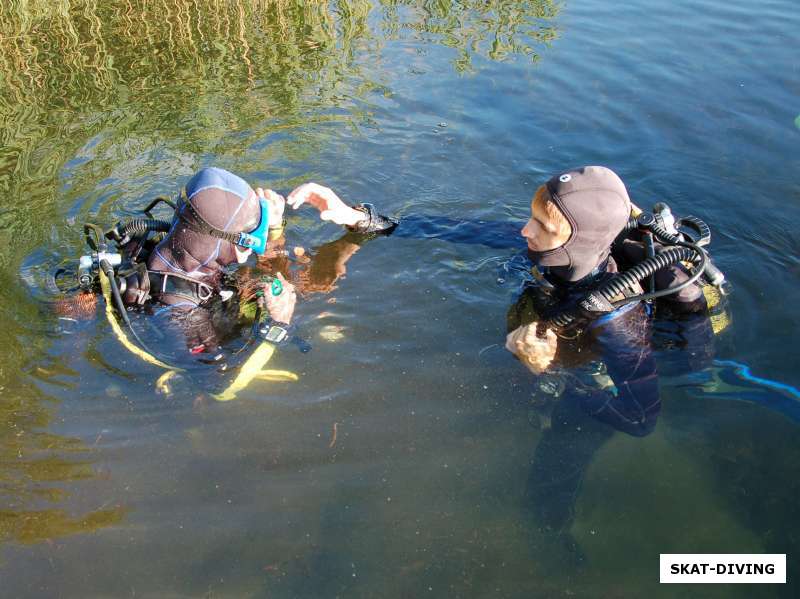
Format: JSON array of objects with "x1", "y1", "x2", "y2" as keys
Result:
[{"x1": 528, "y1": 166, "x2": 632, "y2": 282}]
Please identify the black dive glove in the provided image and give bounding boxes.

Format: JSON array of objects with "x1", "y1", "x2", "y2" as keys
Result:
[{"x1": 346, "y1": 203, "x2": 398, "y2": 235}]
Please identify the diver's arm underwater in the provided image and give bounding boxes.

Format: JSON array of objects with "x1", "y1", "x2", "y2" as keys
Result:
[
  {"x1": 390, "y1": 214, "x2": 527, "y2": 250},
  {"x1": 584, "y1": 306, "x2": 660, "y2": 436}
]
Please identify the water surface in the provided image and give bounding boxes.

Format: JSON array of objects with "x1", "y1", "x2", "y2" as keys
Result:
[{"x1": 1, "y1": 0, "x2": 799, "y2": 597}]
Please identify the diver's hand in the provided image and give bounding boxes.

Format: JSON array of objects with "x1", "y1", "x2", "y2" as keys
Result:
[
  {"x1": 263, "y1": 272, "x2": 296, "y2": 324},
  {"x1": 286, "y1": 183, "x2": 367, "y2": 227},
  {"x1": 257, "y1": 187, "x2": 285, "y2": 227},
  {"x1": 505, "y1": 323, "x2": 557, "y2": 375}
]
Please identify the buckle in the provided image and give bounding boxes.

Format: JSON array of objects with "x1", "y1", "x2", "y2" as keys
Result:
[
  {"x1": 237, "y1": 232, "x2": 256, "y2": 248},
  {"x1": 197, "y1": 282, "x2": 213, "y2": 302}
]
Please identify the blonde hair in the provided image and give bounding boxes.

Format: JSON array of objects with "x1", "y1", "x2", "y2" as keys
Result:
[{"x1": 533, "y1": 185, "x2": 571, "y2": 241}]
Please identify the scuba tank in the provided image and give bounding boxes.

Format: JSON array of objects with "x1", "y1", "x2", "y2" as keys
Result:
[{"x1": 76, "y1": 196, "x2": 175, "y2": 292}]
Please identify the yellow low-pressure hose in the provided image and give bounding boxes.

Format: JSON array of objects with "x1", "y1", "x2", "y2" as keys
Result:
[
  {"x1": 216, "y1": 342, "x2": 275, "y2": 401},
  {"x1": 214, "y1": 342, "x2": 300, "y2": 401},
  {"x1": 99, "y1": 270, "x2": 180, "y2": 371},
  {"x1": 100, "y1": 269, "x2": 298, "y2": 400}
]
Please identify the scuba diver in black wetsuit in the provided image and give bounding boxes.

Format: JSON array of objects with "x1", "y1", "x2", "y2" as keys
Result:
[
  {"x1": 500, "y1": 166, "x2": 726, "y2": 563},
  {"x1": 119, "y1": 167, "x2": 297, "y2": 351},
  {"x1": 70, "y1": 167, "x2": 396, "y2": 401},
  {"x1": 289, "y1": 166, "x2": 728, "y2": 566},
  {"x1": 504, "y1": 166, "x2": 719, "y2": 433}
]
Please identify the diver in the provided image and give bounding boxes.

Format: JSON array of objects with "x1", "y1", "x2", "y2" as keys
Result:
[
  {"x1": 506, "y1": 166, "x2": 729, "y2": 425},
  {"x1": 116, "y1": 167, "x2": 296, "y2": 354},
  {"x1": 502, "y1": 165, "x2": 727, "y2": 566},
  {"x1": 67, "y1": 167, "x2": 396, "y2": 400}
]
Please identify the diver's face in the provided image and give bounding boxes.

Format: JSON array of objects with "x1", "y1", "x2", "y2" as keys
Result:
[{"x1": 521, "y1": 195, "x2": 567, "y2": 252}]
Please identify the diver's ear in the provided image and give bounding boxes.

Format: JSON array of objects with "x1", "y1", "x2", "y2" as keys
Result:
[{"x1": 235, "y1": 245, "x2": 253, "y2": 264}]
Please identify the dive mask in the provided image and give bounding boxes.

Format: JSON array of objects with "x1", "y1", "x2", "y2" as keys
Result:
[{"x1": 235, "y1": 196, "x2": 269, "y2": 255}]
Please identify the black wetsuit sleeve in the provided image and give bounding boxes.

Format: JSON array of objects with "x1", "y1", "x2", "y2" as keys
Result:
[
  {"x1": 581, "y1": 305, "x2": 660, "y2": 437},
  {"x1": 391, "y1": 215, "x2": 528, "y2": 250}
]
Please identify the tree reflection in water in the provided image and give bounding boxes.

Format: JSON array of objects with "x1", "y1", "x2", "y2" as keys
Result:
[
  {"x1": 1, "y1": 366, "x2": 126, "y2": 545},
  {"x1": 0, "y1": 0, "x2": 559, "y2": 546}
]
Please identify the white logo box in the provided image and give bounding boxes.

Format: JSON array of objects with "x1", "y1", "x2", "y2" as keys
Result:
[{"x1": 660, "y1": 554, "x2": 786, "y2": 584}]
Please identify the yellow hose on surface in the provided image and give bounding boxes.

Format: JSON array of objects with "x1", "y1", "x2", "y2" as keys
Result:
[
  {"x1": 156, "y1": 370, "x2": 180, "y2": 394},
  {"x1": 255, "y1": 370, "x2": 299, "y2": 382},
  {"x1": 215, "y1": 341, "x2": 278, "y2": 401},
  {"x1": 99, "y1": 270, "x2": 180, "y2": 371},
  {"x1": 100, "y1": 270, "x2": 297, "y2": 400}
]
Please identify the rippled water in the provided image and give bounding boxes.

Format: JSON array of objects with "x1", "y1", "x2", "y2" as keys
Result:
[{"x1": 2, "y1": 0, "x2": 799, "y2": 597}]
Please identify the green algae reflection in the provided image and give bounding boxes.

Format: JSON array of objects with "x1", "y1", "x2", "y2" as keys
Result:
[
  {"x1": 0, "y1": 0, "x2": 559, "y2": 547},
  {"x1": 0, "y1": 378, "x2": 127, "y2": 546}
]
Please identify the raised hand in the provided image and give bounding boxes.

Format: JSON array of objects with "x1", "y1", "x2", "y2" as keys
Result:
[
  {"x1": 256, "y1": 187, "x2": 285, "y2": 228},
  {"x1": 286, "y1": 182, "x2": 366, "y2": 227}
]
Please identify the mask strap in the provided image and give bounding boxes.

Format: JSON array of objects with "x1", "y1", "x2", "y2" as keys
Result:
[{"x1": 178, "y1": 189, "x2": 241, "y2": 243}]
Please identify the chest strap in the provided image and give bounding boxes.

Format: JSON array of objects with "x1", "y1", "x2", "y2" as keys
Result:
[{"x1": 149, "y1": 271, "x2": 214, "y2": 305}]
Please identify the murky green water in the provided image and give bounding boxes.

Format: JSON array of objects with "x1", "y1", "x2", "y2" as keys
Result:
[{"x1": 2, "y1": 0, "x2": 799, "y2": 596}]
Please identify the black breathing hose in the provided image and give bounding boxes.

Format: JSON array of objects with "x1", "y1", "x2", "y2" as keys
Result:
[
  {"x1": 123, "y1": 218, "x2": 171, "y2": 236},
  {"x1": 100, "y1": 258, "x2": 172, "y2": 363},
  {"x1": 647, "y1": 219, "x2": 724, "y2": 286},
  {"x1": 100, "y1": 259, "x2": 132, "y2": 327},
  {"x1": 106, "y1": 219, "x2": 171, "y2": 243},
  {"x1": 544, "y1": 240, "x2": 707, "y2": 329}
]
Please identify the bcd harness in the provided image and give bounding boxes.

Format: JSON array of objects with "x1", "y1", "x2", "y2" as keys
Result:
[
  {"x1": 79, "y1": 192, "x2": 298, "y2": 401},
  {"x1": 531, "y1": 201, "x2": 728, "y2": 336}
]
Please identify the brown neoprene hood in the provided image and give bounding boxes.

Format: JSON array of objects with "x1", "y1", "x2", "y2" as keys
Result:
[
  {"x1": 148, "y1": 168, "x2": 261, "y2": 282},
  {"x1": 529, "y1": 166, "x2": 632, "y2": 282}
]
